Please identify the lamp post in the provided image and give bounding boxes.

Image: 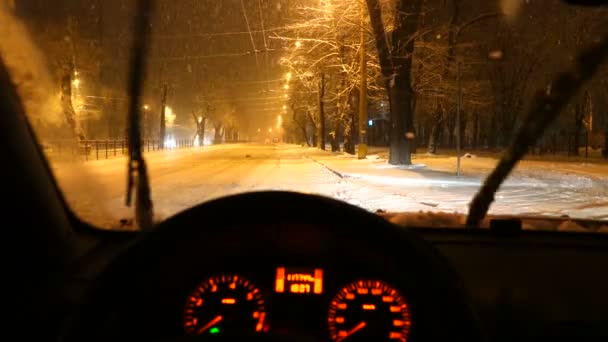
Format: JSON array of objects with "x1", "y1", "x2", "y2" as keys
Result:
[
  {"x1": 357, "y1": 0, "x2": 368, "y2": 159},
  {"x1": 456, "y1": 60, "x2": 462, "y2": 176}
]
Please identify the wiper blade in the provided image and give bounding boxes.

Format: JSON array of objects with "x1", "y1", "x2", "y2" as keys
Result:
[
  {"x1": 466, "y1": 33, "x2": 608, "y2": 228},
  {"x1": 125, "y1": 0, "x2": 155, "y2": 230}
]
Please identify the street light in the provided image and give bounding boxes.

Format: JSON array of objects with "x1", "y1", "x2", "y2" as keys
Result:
[
  {"x1": 72, "y1": 78, "x2": 80, "y2": 88},
  {"x1": 286, "y1": 72, "x2": 292, "y2": 81},
  {"x1": 143, "y1": 104, "x2": 149, "y2": 110},
  {"x1": 295, "y1": 41, "x2": 302, "y2": 49},
  {"x1": 284, "y1": 84, "x2": 289, "y2": 90},
  {"x1": 282, "y1": 105, "x2": 287, "y2": 110},
  {"x1": 268, "y1": 128, "x2": 273, "y2": 133},
  {"x1": 488, "y1": 49, "x2": 504, "y2": 60}
]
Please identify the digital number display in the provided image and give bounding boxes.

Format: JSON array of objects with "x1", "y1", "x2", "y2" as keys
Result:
[{"x1": 275, "y1": 267, "x2": 323, "y2": 294}]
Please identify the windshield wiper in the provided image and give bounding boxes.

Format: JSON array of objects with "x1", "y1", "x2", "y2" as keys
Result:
[
  {"x1": 125, "y1": 0, "x2": 155, "y2": 230},
  {"x1": 466, "y1": 33, "x2": 608, "y2": 228}
]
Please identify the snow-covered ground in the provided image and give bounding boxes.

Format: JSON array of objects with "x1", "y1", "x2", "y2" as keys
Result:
[{"x1": 48, "y1": 143, "x2": 608, "y2": 229}]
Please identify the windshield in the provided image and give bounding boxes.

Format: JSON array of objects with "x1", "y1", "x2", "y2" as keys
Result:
[{"x1": 3, "y1": 0, "x2": 607, "y2": 230}]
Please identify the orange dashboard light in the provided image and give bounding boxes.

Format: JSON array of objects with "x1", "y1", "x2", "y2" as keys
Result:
[
  {"x1": 290, "y1": 283, "x2": 311, "y2": 293},
  {"x1": 389, "y1": 332, "x2": 404, "y2": 339},
  {"x1": 393, "y1": 320, "x2": 405, "y2": 327},
  {"x1": 276, "y1": 267, "x2": 323, "y2": 294},
  {"x1": 314, "y1": 268, "x2": 323, "y2": 294},
  {"x1": 337, "y1": 303, "x2": 347, "y2": 309},
  {"x1": 389, "y1": 305, "x2": 401, "y2": 312},
  {"x1": 275, "y1": 267, "x2": 285, "y2": 293},
  {"x1": 362, "y1": 304, "x2": 376, "y2": 310},
  {"x1": 335, "y1": 316, "x2": 345, "y2": 323},
  {"x1": 255, "y1": 312, "x2": 266, "y2": 332},
  {"x1": 345, "y1": 293, "x2": 355, "y2": 300},
  {"x1": 382, "y1": 296, "x2": 394, "y2": 303},
  {"x1": 221, "y1": 298, "x2": 236, "y2": 304},
  {"x1": 356, "y1": 288, "x2": 369, "y2": 295},
  {"x1": 371, "y1": 288, "x2": 382, "y2": 295}
]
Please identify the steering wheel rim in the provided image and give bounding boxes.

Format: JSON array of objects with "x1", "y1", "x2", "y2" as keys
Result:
[{"x1": 64, "y1": 191, "x2": 485, "y2": 342}]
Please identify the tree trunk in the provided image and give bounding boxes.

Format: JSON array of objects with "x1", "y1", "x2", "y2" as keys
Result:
[
  {"x1": 60, "y1": 63, "x2": 86, "y2": 141},
  {"x1": 427, "y1": 113, "x2": 442, "y2": 154},
  {"x1": 317, "y1": 74, "x2": 326, "y2": 150},
  {"x1": 446, "y1": 111, "x2": 456, "y2": 148},
  {"x1": 572, "y1": 102, "x2": 584, "y2": 156},
  {"x1": 366, "y1": 0, "x2": 422, "y2": 165},
  {"x1": 472, "y1": 111, "x2": 479, "y2": 149},
  {"x1": 330, "y1": 114, "x2": 341, "y2": 152},
  {"x1": 200, "y1": 117, "x2": 206, "y2": 143},
  {"x1": 488, "y1": 114, "x2": 498, "y2": 149},
  {"x1": 603, "y1": 125, "x2": 608, "y2": 159},
  {"x1": 459, "y1": 110, "x2": 467, "y2": 149},
  {"x1": 214, "y1": 123, "x2": 223, "y2": 144},
  {"x1": 159, "y1": 83, "x2": 167, "y2": 148},
  {"x1": 344, "y1": 113, "x2": 356, "y2": 154}
]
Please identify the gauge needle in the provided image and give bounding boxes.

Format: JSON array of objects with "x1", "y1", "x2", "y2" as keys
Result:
[
  {"x1": 255, "y1": 312, "x2": 266, "y2": 332},
  {"x1": 197, "y1": 315, "x2": 223, "y2": 335},
  {"x1": 337, "y1": 321, "x2": 366, "y2": 342}
]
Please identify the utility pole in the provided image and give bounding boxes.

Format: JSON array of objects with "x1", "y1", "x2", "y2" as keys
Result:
[
  {"x1": 357, "y1": 0, "x2": 368, "y2": 159},
  {"x1": 318, "y1": 73, "x2": 326, "y2": 150},
  {"x1": 456, "y1": 61, "x2": 461, "y2": 176},
  {"x1": 159, "y1": 83, "x2": 167, "y2": 148}
]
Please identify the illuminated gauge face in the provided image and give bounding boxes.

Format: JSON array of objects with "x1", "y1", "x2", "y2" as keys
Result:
[
  {"x1": 328, "y1": 280, "x2": 412, "y2": 342},
  {"x1": 183, "y1": 274, "x2": 267, "y2": 336}
]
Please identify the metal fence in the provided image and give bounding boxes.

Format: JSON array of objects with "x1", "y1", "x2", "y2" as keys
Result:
[{"x1": 43, "y1": 138, "x2": 196, "y2": 161}]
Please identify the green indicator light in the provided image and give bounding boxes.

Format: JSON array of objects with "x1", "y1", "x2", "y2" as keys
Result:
[{"x1": 209, "y1": 327, "x2": 220, "y2": 335}]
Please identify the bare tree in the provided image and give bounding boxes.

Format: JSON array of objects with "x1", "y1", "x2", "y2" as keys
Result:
[{"x1": 275, "y1": 0, "x2": 385, "y2": 153}]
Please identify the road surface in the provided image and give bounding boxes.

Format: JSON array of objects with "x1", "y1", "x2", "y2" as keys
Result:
[{"x1": 50, "y1": 143, "x2": 608, "y2": 229}]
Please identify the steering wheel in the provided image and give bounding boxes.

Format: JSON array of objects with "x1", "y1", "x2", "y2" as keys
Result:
[{"x1": 63, "y1": 191, "x2": 485, "y2": 342}]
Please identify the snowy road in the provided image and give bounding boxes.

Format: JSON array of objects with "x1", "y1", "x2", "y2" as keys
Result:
[{"x1": 50, "y1": 143, "x2": 608, "y2": 228}]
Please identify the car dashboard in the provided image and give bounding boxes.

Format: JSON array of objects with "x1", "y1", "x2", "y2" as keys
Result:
[
  {"x1": 167, "y1": 264, "x2": 412, "y2": 341},
  {"x1": 62, "y1": 192, "x2": 608, "y2": 342},
  {"x1": 75, "y1": 221, "x2": 437, "y2": 342}
]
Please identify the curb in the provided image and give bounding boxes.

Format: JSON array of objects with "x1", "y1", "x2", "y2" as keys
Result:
[{"x1": 305, "y1": 156, "x2": 345, "y2": 179}]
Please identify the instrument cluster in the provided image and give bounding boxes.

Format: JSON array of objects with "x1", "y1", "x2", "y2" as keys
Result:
[{"x1": 182, "y1": 267, "x2": 412, "y2": 341}]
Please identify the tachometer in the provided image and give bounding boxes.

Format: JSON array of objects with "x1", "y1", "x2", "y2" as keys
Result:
[
  {"x1": 328, "y1": 280, "x2": 411, "y2": 342},
  {"x1": 183, "y1": 274, "x2": 267, "y2": 336}
]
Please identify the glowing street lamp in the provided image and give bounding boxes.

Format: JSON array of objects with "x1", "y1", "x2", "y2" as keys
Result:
[
  {"x1": 268, "y1": 128, "x2": 273, "y2": 133},
  {"x1": 295, "y1": 41, "x2": 302, "y2": 49},
  {"x1": 286, "y1": 72, "x2": 292, "y2": 81},
  {"x1": 143, "y1": 104, "x2": 149, "y2": 110},
  {"x1": 282, "y1": 105, "x2": 287, "y2": 110},
  {"x1": 72, "y1": 78, "x2": 80, "y2": 88},
  {"x1": 284, "y1": 84, "x2": 289, "y2": 90}
]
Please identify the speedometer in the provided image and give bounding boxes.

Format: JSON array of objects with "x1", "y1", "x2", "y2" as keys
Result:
[
  {"x1": 183, "y1": 274, "x2": 267, "y2": 336},
  {"x1": 328, "y1": 280, "x2": 412, "y2": 342}
]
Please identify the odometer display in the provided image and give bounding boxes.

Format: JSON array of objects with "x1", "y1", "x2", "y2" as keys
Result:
[{"x1": 328, "y1": 280, "x2": 411, "y2": 342}]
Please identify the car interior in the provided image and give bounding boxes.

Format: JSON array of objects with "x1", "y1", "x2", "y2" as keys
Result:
[{"x1": 5, "y1": 1, "x2": 608, "y2": 342}]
